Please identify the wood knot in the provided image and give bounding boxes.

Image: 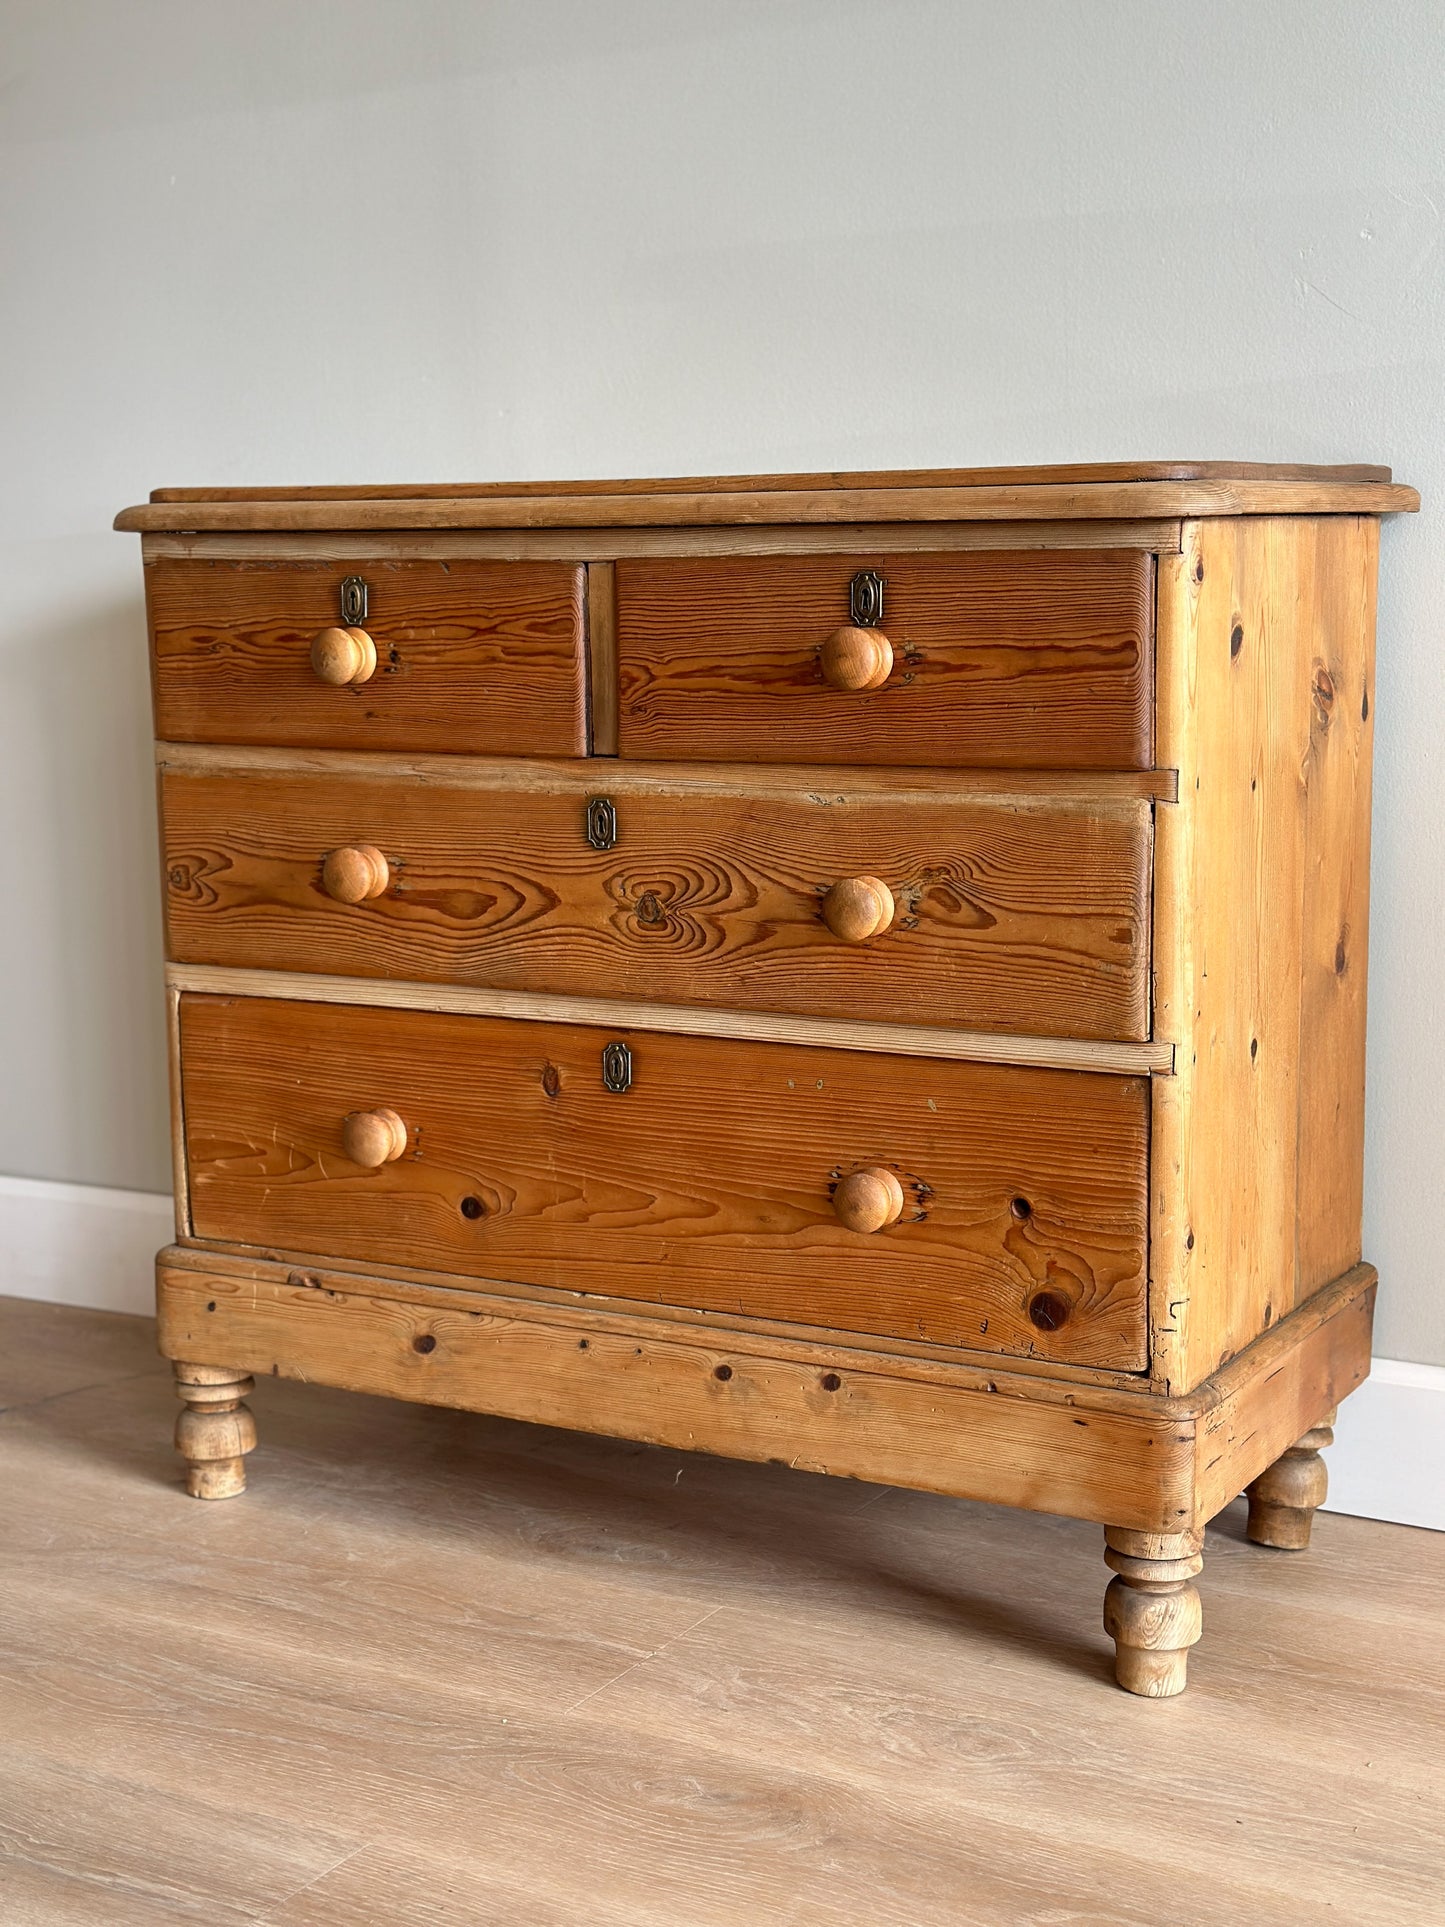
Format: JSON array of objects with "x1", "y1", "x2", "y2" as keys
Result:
[
  {"x1": 1028, "y1": 1291, "x2": 1071, "y2": 1332},
  {"x1": 413, "y1": 1333, "x2": 437, "y2": 1354},
  {"x1": 1230, "y1": 622, "x2": 1243, "y2": 659},
  {"x1": 1312, "y1": 663, "x2": 1336, "y2": 724},
  {"x1": 636, "y1": 891, "x2": 666, "y2": 926},
  {"x1": 1335, "y1": 935, "x2": 1348, "y2": 976},
  {"x1": 541, "y1": 1062, "x2": 561, "y2": 1098}
]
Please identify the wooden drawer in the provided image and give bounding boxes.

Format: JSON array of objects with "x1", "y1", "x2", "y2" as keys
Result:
[
  {"x1": 148, "y1": 556, "x2": 587, "y2": 755},
  {"x1": 615, "y1": 550, "x2": 1154, "y2": 767},
  {"x1": 161, "y1": 760, "x2": 1154, "y2": 1041},
  {"x1": 179, "y1": 994, "x2": 1150, "y2": 1369}
]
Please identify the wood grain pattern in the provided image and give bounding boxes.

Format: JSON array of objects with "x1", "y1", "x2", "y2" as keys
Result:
[
  {"x1": 141, "y1": 519, "x2": 1188, "y2": 563},
  {"x1": 586, "y1": 560, "x2": 619, "y2": 755},
  {"x1": 1193, "y1": 1271, "x2": 1372, "y2": 1524},
  {"x1": 158, "y1": 764, "x2": 1154, "y2": 1041},
  {"x1": 178, "y1": 993, "x2": 1152, "y2": 1368},
  {"x1": 114, "y1": 477, "x2": 1420, "y2": 533},
  {"x1": 615, "y1": 550, "x2": 1154, "y2": 768},
  {"x1": 157, "y1": 1236, "x2": 1162, "y2": 1400},
  {"x1": 147, "y1": 555, "x2": 587, "y2": 755},
  {"x1": 1150, "y1": 518, "x2": 1380, "y2": 1394},
  {"x1": 155, "y1": 1253, "x2": 1185, "y2": 1526},
  {"x1": 165, "y1": 962, "x2": 1176, "y2": 1076},
  {"x1": 151, "y1": 1250, "x2": 1375, "y2": 1532},
  {"x1": 1295, "y1": 522, "x2": 1377, "y2": 1301},
  {"x1": 142, "y1": 460, "x2": 1400, "y2": 501},
  {"x1": 156, "y1": 738, "x2": 1180, "y2": 804}
]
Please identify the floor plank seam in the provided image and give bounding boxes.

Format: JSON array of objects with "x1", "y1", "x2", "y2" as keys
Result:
[
  {"x1": 252, "y1": 1841, "x2": 371, "y2": 1925},
  {"x1": 560, "y1": 1604, "x2": 728, "y2": 1716}
]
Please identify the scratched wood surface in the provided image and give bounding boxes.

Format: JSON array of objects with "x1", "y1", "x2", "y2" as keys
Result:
[
  {"x1": 178, "y1": 993, "x2": 1151, "y2": 1368},
  {"x1": 158, "y1": 1256, "x2": 1188, "y2": 1527},
  {"x1": 155, "y1": 1249, "x2": 1374, "y2": 1530},
  {"x1": 615, "y1": 549, "x2": 1154, "y2": 768},
  {"x1": 4, "y1": 1295, "x2": 1442, "y2": 1926},
  {"x1": 159, "y1": 765, "x2": 1153, "y2": 1042},
  {"x1": 147, "y1": 556, "x2": 587, "y2": 756}
]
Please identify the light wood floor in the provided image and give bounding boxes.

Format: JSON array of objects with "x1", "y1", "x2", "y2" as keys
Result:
[{"x1": 1, "y1": 1296, "x2": 1441, "y2": 1926}]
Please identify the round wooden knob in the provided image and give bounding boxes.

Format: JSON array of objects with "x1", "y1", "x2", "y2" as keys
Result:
[
  {"x1": 341, "y1": 1108, "x2": 408, "y2": 1168},
  {"x1": 820, "y1": 626, "x2": 893, "y2": 692},
  {"x1": 322, "y1": 844, "x2": 390, "y2": 904},
  {"x1": 310, "y1": 625, "x2": 377, "y2": 687},
  {"x1": 833, "y1": 1166, "x2": 906, "y2": 1233},
  {"x1": 823, "y1": 875, "x2": 895, "y2": 944}
]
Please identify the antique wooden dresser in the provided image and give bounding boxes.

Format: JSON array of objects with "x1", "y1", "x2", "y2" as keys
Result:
[{"x1": 116, "y1": 462, "x2": 1416, "y2": 1695}]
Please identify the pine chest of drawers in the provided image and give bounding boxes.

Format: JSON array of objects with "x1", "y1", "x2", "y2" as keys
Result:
[{"x1": 117, "y1": 461, "x2": 1417, "y2": 1695}]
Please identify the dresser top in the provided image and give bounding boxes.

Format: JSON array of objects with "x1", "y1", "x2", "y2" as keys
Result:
[{"x1": 116, "y1": 460, "x2": 1418, "y2": 532}]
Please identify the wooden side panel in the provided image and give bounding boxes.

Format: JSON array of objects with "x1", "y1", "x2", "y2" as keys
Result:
[
  {"x1": 1151, "y1": 519, "x2": 1378, "y2": 1394},
  {"x1": 159, "y1": 766, "x2": 1153, "y2": 1042},
  {"x1": 616, "y1": 550, "x2": 1154, "y2": 768},
  {"x1": 147, "y1": 556, "x2": 587, "y2": 756},
  {"x1": 1295, "y1": 522, "x2": 1378, "y2": 1297},
  {"x1": 178, "y1": 994, "x2": 1151, "y2": 1369},
  {"x1": 156, "y1": 1252, "x2": 1193, "y2": 1528},
  {"x1": 1193, "y1": 1267, "x2": 1375, "y2": 1525}
]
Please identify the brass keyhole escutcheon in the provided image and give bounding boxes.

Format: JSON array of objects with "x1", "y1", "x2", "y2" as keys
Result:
[
  {"x1": 601, "y1": 1041, "x2": 632, "y2": 1093},
  {"x1": 340, "y1": 575, "x2": 369, "y2": 626},
  {"x1": 849, "y1": 569, "x2": 885, "y2": 627},
  {"x1": 586, "y1": 797, "x2": 618, "y2": 850}
]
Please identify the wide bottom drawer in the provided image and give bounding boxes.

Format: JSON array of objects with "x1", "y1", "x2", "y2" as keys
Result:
[{"x1": 180, "y1": 994, "x2": 1150, "y2": 1370}]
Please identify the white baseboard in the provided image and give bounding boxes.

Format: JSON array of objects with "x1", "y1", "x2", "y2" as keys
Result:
[
  {"x1": 1322, "y1": 1357, "x2": 1445, "y2": 1533},
  {"x1": 0, "y1": 1172, "x2": 172, "y2": 1318},
  {"x1": 1, "y1": 1175, "x2": 1440, "y2": 1530}
]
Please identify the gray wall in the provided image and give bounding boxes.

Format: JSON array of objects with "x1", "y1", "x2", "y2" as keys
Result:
[{"x1": 2, "y1": 1, "x2": 1441, "y2": 1361}]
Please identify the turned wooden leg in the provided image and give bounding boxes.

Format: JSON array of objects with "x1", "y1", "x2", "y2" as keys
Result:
[
  {"x1": 173, "y1": 1364, "x2": 256, "y2": 1499},
  {"x1": 1246, "y1": 1409, "x2": 1336, "y2": 1549},
  {"x1": 1103, "y1": 1528, "x2": 1203, "y2": 1698}
]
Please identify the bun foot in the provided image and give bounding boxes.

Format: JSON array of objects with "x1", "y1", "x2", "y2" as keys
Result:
[
  {"x1": 173, "y1": 1363, "x2": 257, "y2": 1499},
  {"x1": 1103, "y1": 1527, "x2": 1203, "y2": 1697},
  {"x1": 1246, "y1": 1411, "x2": 1335, "y2": 1549}
]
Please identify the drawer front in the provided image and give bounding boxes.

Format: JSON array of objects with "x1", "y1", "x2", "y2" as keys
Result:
[
  {"x1": 161, "y1": 765, "x2": 1153, "y2": 1041},
  {"x1": 180, "y1": 994, "x2": 1150, "y2": 1369},
  {"x1": 615, "y1": 550, "x2": 1154, "y2": 767},
  {"x1": 148, "y1": 557, "x2": 587, "y2": 755}
]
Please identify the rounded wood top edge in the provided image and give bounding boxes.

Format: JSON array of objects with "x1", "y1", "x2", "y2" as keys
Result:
[
  {"x1": 142, "y1": 460, "x2": 1397, "y2": 502},
  {"x1": 113, "y1": 477, "x2": 1420, "y2": 532}
]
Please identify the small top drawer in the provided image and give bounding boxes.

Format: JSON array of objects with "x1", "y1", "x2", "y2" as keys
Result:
[
  {"x1": 615, "y1": 549, "x2": 1154, "y2": 768},
  {"x1": 148, "y1": 556, "x2": 587, "y2": 755}
]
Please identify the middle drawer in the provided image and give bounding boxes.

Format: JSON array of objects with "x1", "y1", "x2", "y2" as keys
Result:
[{"x1": 160, "y1": 759, "x2": 1153, "y2": 1041}]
